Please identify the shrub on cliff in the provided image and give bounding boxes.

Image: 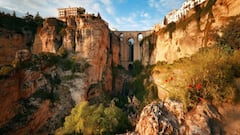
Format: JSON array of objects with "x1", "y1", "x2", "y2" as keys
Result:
[
  {"x1": 132, "y1": 60, "x2": 143, "y2": 77},
  {"x1": 56, "y1": 101, "x2": 130, "y2": 135},
  {"x1": 0, "y1": 65, "x2": 14, "y2": 79},
  {"x1": 217, "y1": 15, "x2": 240, "y2": 49},
  {"x1": 165, "y1": 22, "x2": 176, "y2": 38},
  {"x1": 132, "y1": 65, "x2": 158, "y2": 111},
  {"x1": 57, "y1": 46, "x2": 68, "y2": 58}
]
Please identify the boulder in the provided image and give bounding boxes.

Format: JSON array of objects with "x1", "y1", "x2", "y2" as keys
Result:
[
  {"x1": 134, "y1": 100, "x2": 223, "y2": 135},
  {"x1": 135, "y1": 100, "x2": 185, "y2": 135}
]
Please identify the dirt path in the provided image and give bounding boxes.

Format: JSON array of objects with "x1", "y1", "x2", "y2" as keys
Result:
[{"x1": 218, "y1": 103, "x2": 240, "y2": 135}]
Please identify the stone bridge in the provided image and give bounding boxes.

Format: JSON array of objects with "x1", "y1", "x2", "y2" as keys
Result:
[{"x1": 112, "y1": 30, "x2": 153, "y2": 70}]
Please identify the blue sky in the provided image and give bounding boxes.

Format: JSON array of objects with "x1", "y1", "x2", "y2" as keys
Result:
[{"x1": 0, "y1": 0, "x2": 185, "y2": 31}]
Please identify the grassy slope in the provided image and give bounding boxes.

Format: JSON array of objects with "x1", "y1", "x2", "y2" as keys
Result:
[{"x1": 152, "y1": 47, "x2": 240, "y2": 110}]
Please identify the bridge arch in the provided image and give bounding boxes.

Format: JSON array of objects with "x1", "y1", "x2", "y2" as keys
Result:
[
  {"x1": 113, "y1": 30, "x2": 153, "y2": 69},
  {"x1": 137, "y1": 33, "x2": 143, "y2": 42},
  {"x1": 128, "y1": 38, "x2": 134, "y2": 62},
  {"x1": 119, "y1": 33, "x2": 124, "y2": 41}
]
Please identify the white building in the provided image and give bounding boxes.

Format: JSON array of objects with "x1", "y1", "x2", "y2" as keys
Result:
[
  {"x1": 165, "y1": 9, "x2": 179, "y2": 24},
  {"x1": 165, "y1": 0, "x2": 206, "y2": 24}
]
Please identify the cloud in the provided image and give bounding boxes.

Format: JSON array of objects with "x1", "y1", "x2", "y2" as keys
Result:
[
  {"x1": 148, "y1": 0, "x2": 184, "y2": 12},
  {"x1": 140, "y1": 12, "x2": 150, "y2": 18},
  {"x1": 148, "y1": 0, "x2": 160, "y2": 9},
  {"x1": 0, "y1": 0, "x2": 185, "y2": 31},
  {"x1": 112, "y1": 11, "x2": 156, "y2": 31},
  {"x1": 0, "y1": 0, "x2": 107, "y2": 17},
  {"x1": 99, "y1": 0, "x2": 115, "y2": 15}
]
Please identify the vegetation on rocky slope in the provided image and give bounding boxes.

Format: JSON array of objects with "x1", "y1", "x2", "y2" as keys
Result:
[
  {"x1": 56, "y1": 15, "x2": 240, "y2": 132},
  {"x1": 152, "y1": 15, "x2": 240, "y2": 110},
  {"x1": 1, "y1": 0, "x2": 240, "y2": 134},
  {"x1": 0, "y1": 11, "x2": 43, "y2": 34},
  {"x1": 153, "y1": 46, "x2": 240, "y2": 110},
  {"x1": 217, "y1": 15, "x2": 240, "y2": 49},
  {"x1": 0, "y1": 49, "x2": 86, "y2": 134},
  {"x1": 56, "y1": 101, "x2": 130, "y2": 135}
]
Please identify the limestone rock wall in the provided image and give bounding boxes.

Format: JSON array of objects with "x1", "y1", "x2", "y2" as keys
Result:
[
  {"x1": 0, "y1": 63, "x2": 73, "y2": 134},
  {"x1": 111, "y1": 32, "x2": 120, "y2": 66},
  {"x1": 0, "y1": 69, "x2": 47, "y2": 127},
  {"x1": 0, "y1": 28, "x2": 33, "y2": 66},
  {"x1": 74, "y1": 17, "x2": 111, "y2": 88},
  {"x1": 150, "y1": 0, "x2": 240, "y2": 106},
  {"x1": 32, "y1": 15, "x2": 113, "y2": 100},
  {"x1": 63, "y1": 16, "x2": 112, "y2": 92},
  {"x1": 150, "y1": 0, "x2": 240, "y2": 64},
  {"x1": 33, "y1": 18, "x2": 63, "y2": 53}
]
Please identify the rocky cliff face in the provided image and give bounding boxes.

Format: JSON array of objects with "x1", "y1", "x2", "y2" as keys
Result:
[
  {"x1": 0, "y1": 28, "x2": 33, "y2": 66},
  {"x1": 0, "y1": 52, "x2": 74, "y2": 134},
  {"x1": 128, "y1": 0, "x2": 240, "y2": 134},
  {"x1": 0, "y1": 13, "x2": 115, "y2": 134},
  {"x1": 149, "y1": 0, "x2": 240, "y2": 115},
  {"x1": 32, "y1": 15, "x2": 113, "y2": 102},
  {"x1": 1, "y1": 0, "x2": 239, "y2": 134},
  {"x1": 150, "y1": 0, "x2": 240, "y2": 64}
]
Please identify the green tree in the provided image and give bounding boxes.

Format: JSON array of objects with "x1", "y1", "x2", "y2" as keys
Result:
[
  {"x1": 56, "y1": 101, "x2": 130, "y2": 135},
  {"x1": 34, "y1": 11, "x2": 43, "y2": 25}
]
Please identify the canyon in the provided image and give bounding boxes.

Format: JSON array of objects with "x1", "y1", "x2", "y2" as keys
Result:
[{"x1": 0, "y1": 0, "x2": 240, "y2": 134}]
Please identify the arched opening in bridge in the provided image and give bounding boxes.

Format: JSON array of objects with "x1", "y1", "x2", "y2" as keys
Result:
[
  {"x1": 128, "y1": 64, "x2": 133, "y2": 71},
  {"x1": 138, "y1": 33, "x2": 143, "y2": 42},
  {"x1": 128, "y1": 38, "x2": 134, "y2": 62},
  {"x1": 119, "y1": 33, "x2": 124, "y2": 41}
]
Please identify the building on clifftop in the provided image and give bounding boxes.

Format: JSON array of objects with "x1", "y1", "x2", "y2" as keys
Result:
[
  {"x1": 58, "y1": 7, "x2": 85, "y2": 21},
  {"x1": 164, "y1": 0, "x2": 206, "y2": 24}
]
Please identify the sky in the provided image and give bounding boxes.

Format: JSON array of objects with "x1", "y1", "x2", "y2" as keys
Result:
[{"x1": 0, "y1": 0, "x2": 185, "y2": 31}]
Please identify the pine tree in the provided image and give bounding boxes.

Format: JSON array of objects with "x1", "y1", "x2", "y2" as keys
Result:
[
  {"x1": 24, "y1": 12, "x2": 33, "y2": 22},
  {"x1": 12, "y1": 10, "x2": 16, "y2": 17},
  {"x1": 34, "y1": 12, "x2": 43, "y2": 25}
]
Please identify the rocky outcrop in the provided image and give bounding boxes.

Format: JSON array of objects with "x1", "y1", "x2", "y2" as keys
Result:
[
  {"x1": 0, "y1": 69, "x2": 46, "y2": 127},
  {"x1": 9, "y1": 100, "x2": 53, "y2": 135},
  {"x1": 0, "y1": 66, "x2": 74, "y2": 134},
  {"x1": 32, "y1": 15, "x2": 113, "y2": 101},
  {"x1": 72, "y1": 16, "x2": 111, "y2": 90},
  {"x1": 33, "y1": 18, "x2": 63, "y2": 53},
  {"x1": 218, "y1": 103, "x2": 240, "y2": 135},
  {"x1": 0, "y1": 28, "x2": 33, "y2": 66},
  {"x1": 0, "y1": 12, "x2": 115, "y2": 134},
  {"x1": 133, "y1": 100, "x2": 222, "y2": 135},
  {"x1": 185, "y1": 101, "x2": 223, "y2": 135},
  {"x1": 150, "y1": 0, "x2": 240, "y2": 64},
  {"x1": 15, "y1": 49, "x2": 31, "y2": 62},
  {"x1": 111, "y1": 32, "x2": 120, "y2": 66},
  {"x1": 0, "y1": 49, "x2": 74, "y2": 134},
  {"x1": 59, "y1": 70, "x2": 87, "y2": 103},
  {"x1": 135, "y1": 100, "x2": 185, "y2": 135}
]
